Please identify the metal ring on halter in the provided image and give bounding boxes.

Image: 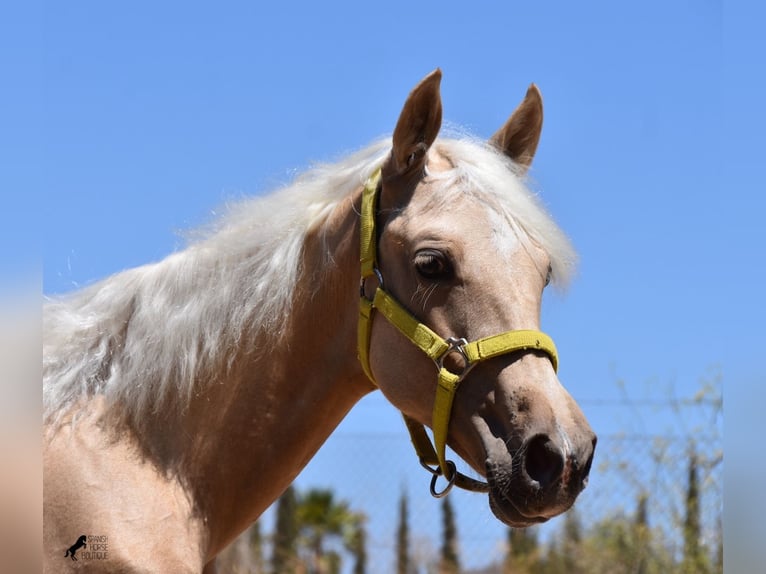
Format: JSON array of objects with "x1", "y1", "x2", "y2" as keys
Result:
[
  {"x1": 420, "y1": 459, "x2": 457, "y2": 498},
  {"x1": 359, "y1": 268, "x2": 385, "y2": 301},
  {"x1": 420, "y1": 459, "x2": 491, "y2": 495},
  {"x1": 434, "y1": 336, "x2": 475, "y2": 380}
]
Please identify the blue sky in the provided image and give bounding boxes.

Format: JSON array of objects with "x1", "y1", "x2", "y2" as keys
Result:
[
  {"x1": 8, "y1": 0, "x2": 766, "y2": 569},
  {"x1": 35, "y1": 0, "x2": 753, "y2": 420}
]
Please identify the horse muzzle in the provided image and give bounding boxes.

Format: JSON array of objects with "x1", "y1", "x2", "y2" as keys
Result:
[{"x1": 484, "y1": 426, "x2": 597, "y2": 527}]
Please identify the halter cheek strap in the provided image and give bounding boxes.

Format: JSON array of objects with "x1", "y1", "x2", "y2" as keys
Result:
[{"x1": 358, "y1": 168, "x2": 559, "y2": 497}]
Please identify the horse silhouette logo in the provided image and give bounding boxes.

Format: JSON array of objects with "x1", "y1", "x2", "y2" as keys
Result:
[{"x1": 65, "y1": 535, "x2": 87, "y2": 561}]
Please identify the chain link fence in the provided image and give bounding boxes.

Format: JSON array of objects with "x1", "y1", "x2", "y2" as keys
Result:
[{"x1": 219, "y1": 384, "x2": 722, "y2": 574}]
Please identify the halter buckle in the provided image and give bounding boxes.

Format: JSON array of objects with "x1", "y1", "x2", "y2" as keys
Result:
[{"x1": 435, "y1": 337, "x2": 474, "y2": 380}]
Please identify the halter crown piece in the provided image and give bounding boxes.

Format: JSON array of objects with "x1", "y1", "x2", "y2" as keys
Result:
[{"x1": 358, "y1": 167, "x2": 560, "y2": 497}]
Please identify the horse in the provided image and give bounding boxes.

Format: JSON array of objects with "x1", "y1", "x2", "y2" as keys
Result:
[
  {"x1": 43, "y1": 69, "x2": 596, "y2": 573},
  {"x1": 64, "y1": 535, "x2": 87, "y2": 561}
]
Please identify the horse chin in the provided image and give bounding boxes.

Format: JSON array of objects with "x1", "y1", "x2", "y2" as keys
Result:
[{"x1": 487, "y1": 487, "x2": 552, "y2": 528}]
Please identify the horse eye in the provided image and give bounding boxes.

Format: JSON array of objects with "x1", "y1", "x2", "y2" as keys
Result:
[
  {"x1": 414, "y1": 249, "x2": 453, "y2": 281},
  {"x1": 544, "y1": 266, "x2": 552, "y2": 287}
]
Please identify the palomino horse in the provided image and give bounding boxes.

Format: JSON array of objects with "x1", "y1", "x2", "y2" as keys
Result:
[{"x1": 44, "y1": 69, "x2": 595, "y2": 572}]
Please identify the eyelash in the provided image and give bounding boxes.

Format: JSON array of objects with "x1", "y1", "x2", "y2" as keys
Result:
[{"x1": 413, "y1": 249, "x2": 454, "y2": 281}]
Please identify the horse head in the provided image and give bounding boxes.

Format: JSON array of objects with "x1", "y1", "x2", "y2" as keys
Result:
[{"x1": 363, "y1": 70, "x2": 596, "y2": 526}]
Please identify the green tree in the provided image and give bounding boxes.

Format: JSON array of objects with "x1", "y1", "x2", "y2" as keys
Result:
[
  {"x1": 633, "y1": 492, "x2": 650, "y2": 574},
  {"x1": 577, "y1": 513, "x2": 673, "y2": 574},
  {"x1": 541, "y1": 539, "x2": 564, "y2": 574},
  {"x1": 296, "y1": 488, "x2": 362, "y2": 574},
  {"x1": 347, "y1": 513, "x2": 367, "y2": 574},
  {"x1": 681, "y1": 448, "x2": 711, "y2": 574},
  {"x1": 248, "y1": 520, "x2": 264, "y2": 574},
  {"x1": 439, "y1": 496, "x2": 459, "y2": 574},
  {"x1": 272, "y1": 485, "x2": 298, "y2": 574},
  {"x1": 504, "y1": 526, "x2": 541, "y2": 574},
  {"x1": 714, "y1": 513, "x2": 723, "y2": 574},
  {"x1": 560, "y1": 508, "x2": 583, "y2": 574},
  {"x1": 396, "y1": 489, "x2": 410, "y2": 574}
]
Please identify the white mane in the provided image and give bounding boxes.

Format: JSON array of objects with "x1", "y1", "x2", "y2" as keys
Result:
[{"x1": 43, "y1": 136, "x2": 575, "y2": 426}]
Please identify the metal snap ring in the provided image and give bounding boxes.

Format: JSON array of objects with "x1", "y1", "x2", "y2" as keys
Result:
[{"x1": 359, "y1": 267, "x2": 385, "y2": 301}]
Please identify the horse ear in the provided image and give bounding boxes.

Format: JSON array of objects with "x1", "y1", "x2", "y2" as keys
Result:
[
  {"x1": 490, "y1": 84, "x2": 544, "y2": 171},
  {"x1": 388, "y1": 69, "x2": 443, "y2": 177}
]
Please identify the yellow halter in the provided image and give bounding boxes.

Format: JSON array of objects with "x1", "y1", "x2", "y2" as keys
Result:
[{"x1": 358, "y1": 168, "x2": 559, "y2": 497}]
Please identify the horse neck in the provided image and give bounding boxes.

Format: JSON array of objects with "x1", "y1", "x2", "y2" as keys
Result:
[{"x1": 176, "y1": 190, "x2": 374, "y2": 556}]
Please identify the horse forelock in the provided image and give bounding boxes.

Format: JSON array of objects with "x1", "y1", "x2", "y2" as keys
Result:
[
  {"x1": 428, "y1": 138, "x2": 576, "y2": 288},
  {"x1": 43, "y1": 134, "x2": 574, "y2": 428}
]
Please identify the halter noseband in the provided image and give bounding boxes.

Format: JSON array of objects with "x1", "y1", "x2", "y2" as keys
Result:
[{"x1": 358, "y1": 167, "x2": 559, "y2": 497}]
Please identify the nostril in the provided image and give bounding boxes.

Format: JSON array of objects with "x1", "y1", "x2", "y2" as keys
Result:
[
  {"x1": 581, "y1": 436, "x2": 597, "y2": 487},
  {"x1": 523, "y1": 434, "x2": 565, "y2": 489}
]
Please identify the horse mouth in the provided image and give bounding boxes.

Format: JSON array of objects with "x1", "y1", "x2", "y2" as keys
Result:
[{"x1": 487, "y1": 486, "x2": 553, "y2": 527}]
